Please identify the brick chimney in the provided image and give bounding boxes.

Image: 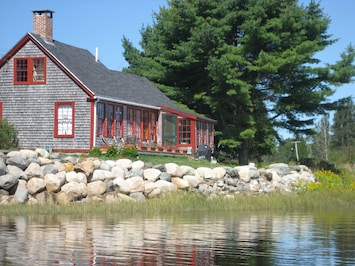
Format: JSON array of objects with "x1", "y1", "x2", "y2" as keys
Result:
[{"x1": 32, "y1": 10, "x2": 54, "y2": 42}]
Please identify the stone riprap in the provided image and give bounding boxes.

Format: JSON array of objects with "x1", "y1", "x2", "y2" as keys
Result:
[{"x1": 0, "y1": 149, "x2": 316, "y2": 205}]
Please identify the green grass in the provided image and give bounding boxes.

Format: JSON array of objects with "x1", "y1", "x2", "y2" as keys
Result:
[{"x1": 1, "y1": 190, "x2": 355, "y2": 217}]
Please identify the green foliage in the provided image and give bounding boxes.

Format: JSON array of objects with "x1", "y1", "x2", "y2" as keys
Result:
[
  {"x1": 89, "y1": 147, "x2": 102, "y2": 157},
  {"x1": 120, "y1": 147, "x2": 138, "y2": 159},
  {"x1": 0, "y1": 119, "x2": 18, "y2": 149},
  {"x1": 104, "y1": 145, "x2": 119, "y2": 159},
  {"x1": 123, "y1": 0, "x2": 355, "y2": 164}
]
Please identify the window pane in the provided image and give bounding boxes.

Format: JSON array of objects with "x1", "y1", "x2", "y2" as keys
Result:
[
  {"x1": 16, "y1": 59, "x2": 28, "y2": 82},
  {"x1": 97, "y1": 103, "x2": 105, "y2": 135},
  {"x1": 32, "y1": 59, "x2": 45, "y2": 81},
  {"x1": 58, "y1": 104, "x2": 73, "y2": 135}
]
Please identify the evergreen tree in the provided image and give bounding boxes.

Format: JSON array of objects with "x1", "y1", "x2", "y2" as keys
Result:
[
  {"x1": 331, "y1": 97, "x2": 355, "y2": 161},
  {"x1": 122, "y1": 0, "x2": 355, "y2": 165}
]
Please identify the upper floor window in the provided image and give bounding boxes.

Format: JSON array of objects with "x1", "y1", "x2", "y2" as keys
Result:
[{"x1": 14, "y1": 57, "x2": 46, "y2": 84}]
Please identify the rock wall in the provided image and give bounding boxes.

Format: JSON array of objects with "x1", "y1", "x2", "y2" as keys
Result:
[{"x1": 0, "y1": 149, "x2": 316, "y2": 205}]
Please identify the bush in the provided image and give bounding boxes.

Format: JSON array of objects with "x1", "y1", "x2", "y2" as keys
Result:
[
  {"x1": 305, "y1": 170, "x2": 355, "y2": 192},
  {"x1": 89, "y1": 147, "x2": 102, "y2": 157},
  {"x1": 0, "y1": 119, "x2": 18, "y2": 149},
  {"x1": 120, "y1": 147, "x2": 138, "y2": 159},
  {"x1": 104, "y1": 145, "x2": 119, "y2": 159}
]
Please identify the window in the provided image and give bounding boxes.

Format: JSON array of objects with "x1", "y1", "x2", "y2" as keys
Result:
[
  {"x1": 14, "y1": 57, "x2": 46, "y2": 84},
  {"x1": 178, "y1": 119, "x2": 191, "y2": 144},
  {"x1": 115, "y1": 106, "x2": 123, "y2": 138},
  {"x1": 97, "y1": 103, "x2": 105, "y2": 136},
  {"x1": 54, "y1": 102, "x2": 74, "y2": 138},
  {"x1": 106, "y1": 104, "x2": 114, "y2": 136}
]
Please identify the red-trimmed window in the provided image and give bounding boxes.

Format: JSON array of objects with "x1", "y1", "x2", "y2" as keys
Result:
[
  {"x1": 178, "y1": 118, "x2": 191, "y2": 145},
  {"x1": 115, "y1": 106, "x2": 123, "y2": 138},
  {"x1": 54, "y1": 102, "x2": 74, "y2": 138},
  {"x1": 97, "y1": 103, "x2": 105, "y2": 136},
  {"x1": 150, "y1": 112, "x2": 156, "y2": 142},
  {"x1": 14, "y1": 57, "x2": 46, "y2": 84},
  {"x1": 106, "y1": 104, "x2": 114, "y2": 136}
]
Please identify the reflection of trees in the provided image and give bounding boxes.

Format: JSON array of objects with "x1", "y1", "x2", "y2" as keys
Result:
[
  {"x1": 0, "y1": 211, "x2": 355, "y2": 265},
  {"x1": 313, "y1": 210, "x2": 355, "y2": 265}
]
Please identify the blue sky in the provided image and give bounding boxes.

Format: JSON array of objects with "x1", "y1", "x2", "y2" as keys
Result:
[{"x1": 1, "y1": 0, "x2": 354, "y2": 104}]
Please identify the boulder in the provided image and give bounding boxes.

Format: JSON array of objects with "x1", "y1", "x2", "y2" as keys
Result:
[
  {"x1": 126, "y1": 176, "x2": 145, "y2": 193},
  {"x1": 14, "y1": 179, "x2": 28, "y2": 203},
  {"x1": 27, "y1": 177, "x2": 46, "y2": 194},
  {"x1": 116, "y1": 159, "x2": 132, "y2": 170},
  {"x1": 112, "y1": 176, "x2": 131, "y2": 194},
  {"x1": 171, "y1": 177, "x2": 190, "y2": 190},
  {"x1": 143, "y1": 168, "x2": 161, "y2": 182},
  {"x1": 44, "y1": 174, "x2": 62, "y2": 193},
  {"x1": 87, "y1": 181, "x2": 106, "y2": 196},
  {"x1": 0, "y1": 174, "x2": 19, "y2": 190},
  {"x1": 6, "y1": 156, "x2": 29, "y2": 170},
  {"x1": 74, "y1": 159, "x2": 96, "y2": 176},
  {"x1": 165, "y1": 163, "x2": 183, "y2": 177},
  {"x1": 24, "y1": 162, "x2": 44, "y2": 179},
  {"x1": 91, "y1": 169, "x2": 116, "y2": 182}
]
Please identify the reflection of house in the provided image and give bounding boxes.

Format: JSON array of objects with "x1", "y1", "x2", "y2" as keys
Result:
[{"x1": 0, "y1": 10, "x2": 216, "y2": 152}]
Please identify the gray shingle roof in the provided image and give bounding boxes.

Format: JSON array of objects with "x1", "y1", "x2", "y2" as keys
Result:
[
  {"x1": 31, "y1": 33, "x2": 178, "y2": 108},
  {"x1": 30, "y1": 33, "x2": 216, "y2": 122}
]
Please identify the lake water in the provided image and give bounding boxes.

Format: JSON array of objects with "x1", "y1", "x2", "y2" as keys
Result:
[{"x1": 1, "y1": 210, "x2": 355, "y2": 265}]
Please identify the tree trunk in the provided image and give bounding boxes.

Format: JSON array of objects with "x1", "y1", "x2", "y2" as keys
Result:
[{"x1": 238, "y1": 139, "x2": 250, "y2": 165}]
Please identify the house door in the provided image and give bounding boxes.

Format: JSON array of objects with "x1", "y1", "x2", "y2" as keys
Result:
[{"x1": 163, "y1": 114, "x2": 176, "y2": 146}]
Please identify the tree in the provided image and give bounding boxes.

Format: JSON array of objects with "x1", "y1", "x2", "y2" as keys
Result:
[
  {"x1": 312, "y1": 115, "x2": 331, "y2": 161},
  {"x1": 0, "y1": 119, "x2": 18, "y2": 149},
  {"x1": 331, "y1": 97, "x2": 355, "y2": 161},
  {"x1": 122, "y1": 0, "x2": 355, "y2": 165}
]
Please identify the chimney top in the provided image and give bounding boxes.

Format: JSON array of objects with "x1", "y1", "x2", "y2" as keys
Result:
[{"x1": 32, "y1": 10, "x2": 54, "y2": 42}]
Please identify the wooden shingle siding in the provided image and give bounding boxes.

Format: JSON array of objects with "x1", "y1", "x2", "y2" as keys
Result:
[{"x1": 0, "y1": 41, "x2": 92, "y2": 151}]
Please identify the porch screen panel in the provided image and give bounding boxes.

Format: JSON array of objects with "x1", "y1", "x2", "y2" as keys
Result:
[
  {"x1": 127, "y1": 108, "x2": 133, "y2": 135},
  {"x1": 178, "y1": 119, "x2": 191, "y2": 144},
  {"x1": 97, "y1": 103, "x2": 105, "y2": 136},
  {"x1": 134, "y1": 110, "x2": 141, "y2": 139},
  {"x1": 115, "y1": 106, "x2": 122, "y2": 138},
  {"x1": 143, "y1": 111, "x2": 149, "y2": 141},
  {"x1": 163, "y1": 114, "x2": 176, "y2": 146},
  {"x1": 150, "y1": 112, "x2": 156, "y2": 142},
  {"x1": 106, "y1": 104, "x2": 114, "y2": 137}
]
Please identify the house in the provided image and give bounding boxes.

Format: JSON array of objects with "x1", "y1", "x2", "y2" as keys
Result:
[{"x1": 0, "y1": 10, "x2": 216, "y2": 153}]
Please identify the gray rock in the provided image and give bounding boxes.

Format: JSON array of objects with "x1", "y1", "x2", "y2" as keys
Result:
[
  {"x1": 43, "y1": 164, "x2": 58, "y2": 175},
  {"x1": 159, "y1": 172, "x2": 171, "y2": 182},
  {"x1": 0, "y1": 174, "x2": 19, "y2": 190},
  {"x1": 6, "y1": 156, "x2": 29, "y2": 170},
  {"x1": 14, "y1": 179, "x2": 28, "y2": 203},
  {"x1": 268, "y1": 163, "x2": 290, "y2": 176},
  {"x1": 129, "y1": 192, "x2": 146, "y2": 202},
  {"x1": 112, "y1": 176, "x2": 131, "y2": 194},
  {"x1": 7, "y1": 165, "x2": 27, "y2": 180},
  {"x1": 0, "y1": 161, "x2": 6, "y2": 176}
]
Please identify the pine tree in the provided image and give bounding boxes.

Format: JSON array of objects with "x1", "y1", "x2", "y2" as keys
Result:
[{"x1": 122, "y1": 0, "x2": 355, "y2": 165}]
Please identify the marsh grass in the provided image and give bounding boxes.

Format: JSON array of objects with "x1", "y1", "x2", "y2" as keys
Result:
[{"x1": 1, "y1": 190, "x2": 355, "y2": 217}]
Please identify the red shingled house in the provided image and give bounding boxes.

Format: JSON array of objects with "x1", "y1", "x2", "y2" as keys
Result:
[{"x1": 0, "y1": 10, "x2": 216, "y2": 153}]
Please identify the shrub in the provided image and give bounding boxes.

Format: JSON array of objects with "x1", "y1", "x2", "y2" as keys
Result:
[
  {"x1": 0, "y1": 119, "x2": 18, "y2": 149},
  {"x1": 89, "y1": 147, "x2": 102, "y2": 157},
  {"x1": 121, "y1": 146, "x2": 138, "y2": 159},
  {"x1": 305, "y1": 170, "x2": 355, "y2": 191},
  {"x1": 104, "y1": 145, "x2": 119, "y2": 159}
]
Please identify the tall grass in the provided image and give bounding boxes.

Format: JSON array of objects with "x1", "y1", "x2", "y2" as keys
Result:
[{"x1": 1, "y1": 190, "x2": 355, "y2": 217}]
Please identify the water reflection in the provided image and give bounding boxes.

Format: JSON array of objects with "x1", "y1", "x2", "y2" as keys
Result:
[{"x1": 0, "y1": 210, "x2": 355, "y2": 265}]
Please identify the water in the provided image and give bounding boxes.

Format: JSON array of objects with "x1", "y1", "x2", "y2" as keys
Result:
[{"x1": 0, "y1": 210, "x2": 355, "y2": 265}]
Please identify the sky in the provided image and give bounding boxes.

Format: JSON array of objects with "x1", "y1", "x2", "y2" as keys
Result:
[{"x1": 1, "y1": 0, "x2": 354, "y2": 105}]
